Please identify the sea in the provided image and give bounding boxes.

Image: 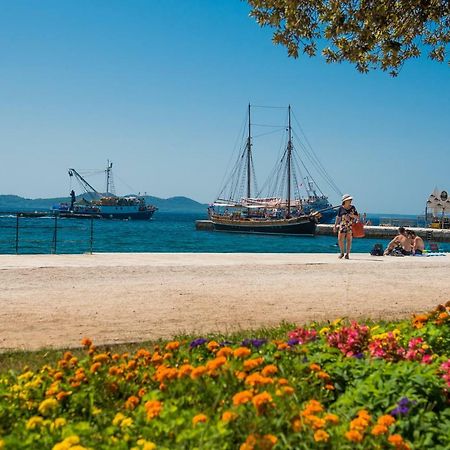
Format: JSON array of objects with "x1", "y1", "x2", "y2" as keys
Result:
[{"x1": 0, "y1": 211, "x2": 446, "y2": 255}]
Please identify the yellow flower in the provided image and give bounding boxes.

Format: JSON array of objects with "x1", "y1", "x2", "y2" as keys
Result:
[
  {"x1": 314, "y1": 430, "x2": 330, "y2": 442},
  {"x1": 192, "y1": 413, "x2": 208, "y2": 425},
  {"x1": 52, "y1": 435, "x2": 80, "y2": 450},
  {"x1": 121, "y1": 417, "x2": 133, "y2": 428},
  {"x1": 319, "y1": 327, "x2": 330, "y2": 335},
  {"x1": 112, "y1": 412, "x2": 126, "y2": 426},
  {"x1": 0, "y1": 439, "x2": 4, "y2": 449},
  {"x1": 38, "y1": 398, "x2": 58, "y2": 416},
  {"x1": 137, "y1": 439, "x2": 157, "y2": 450},
  {"x1": 26, "y1": 416, "x2": 44, "y2": 430}
]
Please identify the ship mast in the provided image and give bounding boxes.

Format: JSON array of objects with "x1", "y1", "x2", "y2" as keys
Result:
[
  {"x1": 247, "y1": 103, "x2": 252, "y2": 199},
  {"x1": 287, "y1": 104, "x2": 292, "y2": 218},
  {"x1": 106, "y1": 160, "x2": 113, "y2": 194}
]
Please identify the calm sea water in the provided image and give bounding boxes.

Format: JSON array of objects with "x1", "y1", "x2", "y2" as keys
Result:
[{"x1": 0, "y1": 211, "x2": 446, "y2": 255}]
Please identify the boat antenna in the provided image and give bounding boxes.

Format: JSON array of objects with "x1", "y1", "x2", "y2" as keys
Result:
[
  {"x1": 105, "y1": 160, "x2": 114, "y2": 195},
  {"x1": 287, "y1": 104, "x2": 292, "y2": 218},
  {"x1": 247, "y1": 103, "x2": 252, "y2": 199}
]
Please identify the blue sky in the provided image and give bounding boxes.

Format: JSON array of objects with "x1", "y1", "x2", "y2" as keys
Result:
[{"x1": 0, "y1": 0, "x2": 449, "y2": 214}]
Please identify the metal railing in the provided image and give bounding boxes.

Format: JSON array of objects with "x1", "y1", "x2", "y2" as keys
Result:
[{"x1": 0, "y1": 212, "x2": 94, "y2": 255}]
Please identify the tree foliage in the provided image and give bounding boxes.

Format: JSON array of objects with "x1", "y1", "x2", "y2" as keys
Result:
[{"x1": 246, "y1": 0, "x2": 450, "y2": 75}]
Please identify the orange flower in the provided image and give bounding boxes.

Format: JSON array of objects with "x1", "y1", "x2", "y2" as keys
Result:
[
  {"x1": 277, "y1": 342, "x2": 289, "y2": 350},
  {"x1": 135, "y1": 348, "x2": 151, "y2": 359},
  {"x1": 145, "y1": 400, "x2": 163, "y2": 420},
  {"x1": 207, "y1": 341, "x2": 220, "y2": 351},
  {"x1": 314, "y1": 430, "x2": 330, "y2": 442},
  {"x1": 252, "y1": 391, "x2": 273, "y2": 414},
  {"x1": 93, "y1": 353, "x2": 109, "y2": 363},
  {"x1": 388, "y1": 434, "x2": 410, "y2": 449},
  {"x1": 233, "y1": 390, "x2": 253, "y2": 406},
  {"x1": 317, "y1": 371, "x2": 330, "y2": 380},
  {"x1": 325, "y1": 384, "x2": 335, "y2": 390},
  {"x1": 324, "y1": 413, "x2": 339, "y2": 424},
  {"x1": 192, "y1": 413, "x2": 207, "y2": 425},
  {"x1": 243, "y1": 357, "x2": 264, "y2": 371},
  {"x1": 221, "y1": 411, "x2": 238, "y2": 422},
  {"x1": 206, "y1": 356, "x2": 227, "y2": 371},
  {"x1": 165, "y1": 341, "x2": 180, "y2": 351},
  {"x1": 217, "y1": 346, "x2": 234, "y2": 358},
  {"x1": 261, "y1": 365, "x2": 278, "y2": 376},
  {"x1": 280, "y1": 386, "x2": 295, "y2": 395},
  {"x1": 292, "y1": 418, "x2": 302, "y2": 432},
  {"x1": 234, "y1": 347, "x2": 251, "y2": 359},
  {"x1": 112, "y1": 353, "x2": 120, "y2": 361},
  {"x1": 56, "y1": 391, "x2": 71, "y2": 401},
  {"x1": 309, "y1": 363, "x2": 321, "y2": 371},
  {"x1": 90, "y1": 362, "x2": 101, "y2": 373},
  {"x1": 81, "y1": 337, "x2": 92, "y2": 348},
  {"x1": 345, "y1": 430, "x2": 364, "y2": 442},
  {"x1": 371, "y1": 424, "x2": 388, "y2": 436},
  {"x1": 277, "y1": 378, "x2": 289, "y2": 385},
  {"x1": 124, "y1": 396, "x2": 140, "y2": 410},
  {"x1": 178, "y1": 364, "x2": 193, "y2": 378},
  {"x1": 301, "y1": 399, "x2": 323, "y2": 415},
  {"x1": 377, "y1": 415, "x2": 395, "y2": 427},
  {"x1": 235, "y1": 370, "x2": 247, "y2": 381},
  {"x1": 190, "y1": 366, "x2": 208, "y2": 380},
  {"x1": 245, "y1": 373, "x2": 273, "y2": 386}
]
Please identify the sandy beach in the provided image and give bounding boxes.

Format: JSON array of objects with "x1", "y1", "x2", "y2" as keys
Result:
[{"x1": 1, "y1": 252, "x2": 449, "y2": 351}]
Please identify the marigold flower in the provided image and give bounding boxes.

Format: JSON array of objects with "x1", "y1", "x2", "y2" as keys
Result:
[
  {"x1": 136, "y1": 439, "x2": 156, "y2": 450},
  {"x1": 178, "y1": 364, "x2": 193, "y2": 378},
  {"x1": 221, "y1": 411, "x2": 238, "y2": 422},
  {"x1": 371, "y1": 424, "x2": 388, "y2": 435},
  {"x1": 277, "y1": 342, "x2": 289, "y2": 350},
  {"x1": 325, "y1": 384, "x2": 335, "y2": 390},
  {"x1": 314, "y1": 430, "x2": 330, "y2": 442},
  {"x1": 317, "y1": 371, "x2": 331, "y2": 380},
  {"x1": 207, "y1": 340, "x2": 220, "y2": 351},
  {"x1": 145, "y1": 400, "x2": 163, "y2": 420},
  {"x1": 192, "y1": 413, "x2": 208, "y2": 425},
  {"x1": 309, "y1": 363, "x2": 321, "y2": 371},
  {"x1": 190, "y1": 366, "x2": 208, "y2": 379},
  {"x1": 234, "y1": 347, "x2": 251, "y2": 358},
  {"x1": 292, "y1": 418, "x2": 302, "y2": 432},
  {"x1": 245, "y1": 372, "x2": 273, "y2": 386},
  {"x1": 345, "y1": 430, "x2": 364, "y2": 442},
  {"x1": 378, "y1": 415, "x2": 395, "y2": 427},
  {"x1": 56, "y1": 391, "x2": 72, "y2": 401},
  {"x1": 206, "y1": 356, "x2": 227, "y2": 371},
  {"x1": 252, "y1": 391, "x2": 273, "y2": 413},
  {"x1": 243, "y1": 357, "x2": 265, "y2": 371},
  {"x1": 124, "y1": 395, "x2": 140, "y2": 410},
  {"x1": 81, "y1": 337, "x2": 92, "y2": 348},
  {"x1": 93, "y1": 353, "x2": 109, "y2": 363},
  {"x1": 324, "y1": 413, "x2": 339, "y2": 424},
  {"x1": 52, "y1": 435, "x2": 81, "y2": 450},
  {"x1": 90, "y1": 362, "x2": 101, "y2": 373},
  {"x1": 277, "y1": 377, "x2": 289, "y2": 385},
  {"x1": 261, "y1": 364, "x2": 278, "y2": 376},
  {"x1": 301, "y1": 399, "x2": 323, "y2": 415},
  {"x1": 26, "y1": 416, "x2": 44, "y2": 430},
  {"x1": 165, "y1": 341, "x2": 180, "y2": 351},
  {"x1": 388, "y1": 434, "x2": 411, "y2": 449},
  {"x1": 233, "y1": 390, "x2": 253, "y2": 406},
  {"x1": 217, "y1": 346, "x2": 234, "y2": 358},
  {"x1": 38, "y1": 398, "x2": 58, "y2": 416}
]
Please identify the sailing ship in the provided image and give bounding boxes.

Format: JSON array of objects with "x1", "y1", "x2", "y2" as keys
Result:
[
  {"x1": 55, "y1": 161, "x2": 157, "y2": 220},
  {"x1": 208, "y1": 104, "x2": 339, "y2": 235}
]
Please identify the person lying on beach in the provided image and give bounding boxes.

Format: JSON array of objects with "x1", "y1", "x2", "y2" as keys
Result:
[
  {"x1": 409, "y1": 231, "x2": 425, "y2": 255},
  {"x1": 384, "y1": 227, "x2": 412, "y2": 256}
]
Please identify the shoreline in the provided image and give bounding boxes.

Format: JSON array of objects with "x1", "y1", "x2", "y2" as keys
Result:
[{"x1": 1, "y1": 252, "x2": 449, "y2": 351}]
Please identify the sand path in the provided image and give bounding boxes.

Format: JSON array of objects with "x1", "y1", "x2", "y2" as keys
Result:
[{"x1": 0, "y1": 253, "x2": 449, "y2": 351}]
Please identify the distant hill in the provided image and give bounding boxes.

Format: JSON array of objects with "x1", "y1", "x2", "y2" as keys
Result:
[{"x1": 0, "y1": 194, "x2": 208, "y2": 213}]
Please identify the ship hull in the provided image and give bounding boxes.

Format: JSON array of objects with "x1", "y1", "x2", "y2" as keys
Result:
[
  {"x1": 211, "y1": 216, "x2": 316, "y2": 236},
  {"x1": 57, "y1": 210, "x2": 155, "y2": 220}
]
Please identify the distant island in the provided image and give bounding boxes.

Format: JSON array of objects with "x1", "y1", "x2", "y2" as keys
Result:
[{"x1": 0, "y1": 194, "x2": 208, "y2": 213}]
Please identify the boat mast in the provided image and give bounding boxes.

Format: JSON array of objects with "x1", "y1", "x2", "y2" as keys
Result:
[
  {"x1": 287, "y1": 104, "x2": 292, "y2": 218},
  {"x1": 106, "y1": 160, "x2": 113, "y2": 194},
  {"x1": 247, "y1": 103, "x2": 252, "y2": 199}
]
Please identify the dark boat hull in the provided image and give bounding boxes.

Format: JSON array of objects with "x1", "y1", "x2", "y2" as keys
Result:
[
  {"x1": 211, "y1": 217, "x2": 317, "y2": 236},
  {"x1": 57, "y1": 210, "x2": 155, "y2": 220}
]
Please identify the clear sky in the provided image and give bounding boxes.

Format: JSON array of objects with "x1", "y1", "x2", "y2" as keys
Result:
[{"x1": 0, "y1": 0, "x2": 449, "y2": 214}]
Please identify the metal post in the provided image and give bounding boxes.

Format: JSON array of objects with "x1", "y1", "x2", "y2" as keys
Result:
[
  {"x1": 90, "y1": 218, "x2": 94, "y2": 254},
  {"x1": 53, "y1": 215, "x2": 58, "y2": 254},
  {"x1": 15, "y1": 214, "x2": 19, "y2": 255}
]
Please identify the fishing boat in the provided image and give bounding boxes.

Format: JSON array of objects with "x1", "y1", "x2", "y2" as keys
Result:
[
  {"x1": 208, "y1": 104, "x2": 339, "y2": 235},
  {"x1": 54, "y1": 161, "x2": 157, "y2": 220}
]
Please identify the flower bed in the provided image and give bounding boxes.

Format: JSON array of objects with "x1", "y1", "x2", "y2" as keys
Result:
[{"x1": 0, "y1": 303, "x2": 449, "y2": 449}]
